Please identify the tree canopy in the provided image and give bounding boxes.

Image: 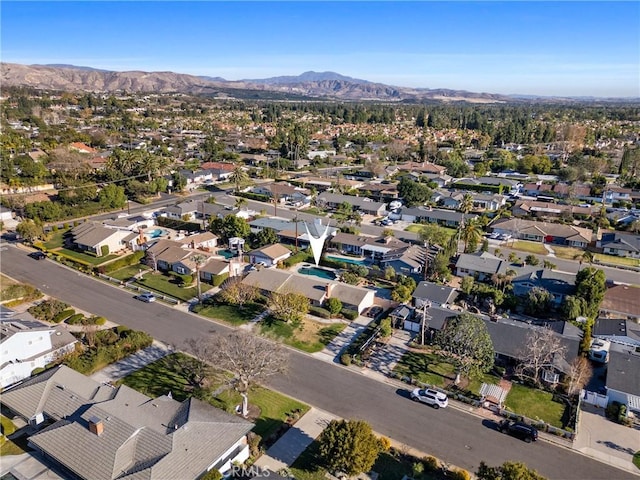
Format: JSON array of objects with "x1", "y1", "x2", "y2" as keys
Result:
[
  {"x1": 436, "y1": 313, "x2": 494, "y2": 378},
  {"x1": 477, "y1": 461, "x2": 547, "y2": 480},
  {"x1": 318, "y1": 419, "x2": 383, "y2": 476}
]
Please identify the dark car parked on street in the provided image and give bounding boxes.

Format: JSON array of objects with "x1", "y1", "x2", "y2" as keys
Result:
[
  {"x1": 29, "y1": 251, "x2": 46, "y2": 260},
  {"x1": 498, "y1": 419, "x2": 538, "y2": 443}
]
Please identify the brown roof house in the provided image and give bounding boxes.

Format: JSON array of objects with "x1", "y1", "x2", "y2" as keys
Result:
[
  {"x1": 491, "y1": 218, "x2": 593, "y2": 247},
  {"x1": 0, "y1": 365, "x2": 253, "y2": 479},
  {"x1": 248, "y1": 243, "x2": 292, "y2": 267},
  {"x1": 71, "y1": 221, "x2": 131, "y2": 256}
]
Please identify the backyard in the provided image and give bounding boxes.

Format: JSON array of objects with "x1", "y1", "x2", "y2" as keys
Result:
[
  {"x1": 404, "y1": 224, "x2": 457, "y2": 242},
  {"x1": 119, "y1": 353, "x2": 309, "y2": 441},
  {"x1": 260, "y1": 317, "x2": 347, "y2": 353}
]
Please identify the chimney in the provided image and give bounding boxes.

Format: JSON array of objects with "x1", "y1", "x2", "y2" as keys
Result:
[
  {"x1": 325, "y1": 283, "x2": 336, "y2": 298},
  {"x1": 88, "y1": 416, "x2": 104, "y2": 436}
]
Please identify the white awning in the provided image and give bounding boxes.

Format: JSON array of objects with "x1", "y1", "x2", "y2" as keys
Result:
[{"x1": 480, "y1": 383, "x2": 507, "y2": 405}]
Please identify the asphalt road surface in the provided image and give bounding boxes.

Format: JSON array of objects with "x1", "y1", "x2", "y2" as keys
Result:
[{"x1": 2, "y1": 245, "x2": 636, "y2": 480}]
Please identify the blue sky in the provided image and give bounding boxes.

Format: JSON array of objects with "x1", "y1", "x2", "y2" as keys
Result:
[{"x1": 2, "y1": 1, "x2": 639, "y2": 97}]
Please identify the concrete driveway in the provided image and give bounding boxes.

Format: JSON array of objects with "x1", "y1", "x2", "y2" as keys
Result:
[
  {"x1": 574, "y1": 403, "x2": 640, "y2": 475},
  {"x1": 90, "y1": 340, "x2": 172, "y2": 383}
]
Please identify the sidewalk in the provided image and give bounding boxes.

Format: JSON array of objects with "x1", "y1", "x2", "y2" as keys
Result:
[
  {"x1": 89, "y1": 340, "x2": 172, "y2": 383},
  {"x1": 253, "y1": 407, "x2": 339, "y2": 472}
]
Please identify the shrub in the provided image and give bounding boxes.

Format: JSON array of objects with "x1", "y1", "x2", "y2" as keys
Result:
[
  {"x1": 31, "y1": 367, "x2": 46, "y2": 376},
  {"x1": 448, "y1": 468, "x2": 472, "y2": 480},
  {"x1": 340, "y1": 354, "x2": 352, "y2": 366},
  {"x1": 326, "y1": 297, "x2": 343, "y2": 316},
  {"x1": 309, "y1": 306, "x2": 331, "y2": 319},
  {"x1": 28, "y1": 299, "x2": 70, "y2": 322},
  {"x1": 200, "y1": 469, "x2": 223, "y2": 480},
  {"x1": 0, "y1": 283, "x2": 43, "y2": 302},
  {"x1": 53, "y1": 309, "x2": 76, "y2": 323},
  {"x1": 320, "y1": 257, "x2": 347, "y2": 269},
  {"x1": 66, "y1": 314, "x2": 85, "y2": 325},
  {"x1": 92, "y1": 316, "x2": 107, "y2": 326},
  {"x1": 341, "y1": 309, "x2": 359, "y2": 321},
  {"x1": 212, "y1": 272, "x2": 229, "y2": 287},
  {"x1": 379, "y1": 318, "x2": 392, "y2": 337},
  {"x1": 423, "y1": 455, "x2": 440, "y2": 472},
  {"x1": 282, "y1": 251, "x2": 313, "y2": 267}
]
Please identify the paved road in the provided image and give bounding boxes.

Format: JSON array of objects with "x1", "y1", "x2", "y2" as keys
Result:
[{"x1": 2, "y1": 245, "x2": 635, "y2": 480}]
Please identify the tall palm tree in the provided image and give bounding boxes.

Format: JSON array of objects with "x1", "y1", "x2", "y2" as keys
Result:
[
  {"x1": 235, "y1": 197, "x2": 248, "y2": 211},
  {"x1": 460, "y1": 219, "x2": 482, "y2": 253},
  {"x1": 575, "y1": 250, "x2": 594, "y2": 270},
  {"x1": 460, "y1": 193, "x2": 474, "y2": 214},
  {"x1": 229, "y1": 163, "x2": 249, "y2": 193}
]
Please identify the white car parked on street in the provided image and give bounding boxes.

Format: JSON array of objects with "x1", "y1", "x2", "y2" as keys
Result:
[{"x1": 410, "y1": 388, "x2": 448, "y2": 409}]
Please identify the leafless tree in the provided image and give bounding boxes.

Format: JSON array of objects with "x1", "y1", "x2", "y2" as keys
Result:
[
  {"x1": 145, "y1": 250, "x2": 158, "y2": 271},
  {"x1": 566, "y1": 356, "x2": 593, "y2": 397},
  {"x1": 365, "y1": 156, "x2": 385, "y2": 178},
  {"x1": 219, "y1": 277, "x2": 258, "y2": 308},
  {"x1": 167, "y1": 338, "x2": 217, "y2": 391},
  {"x1": 208, "y1": 331, "x2": 289, "y2": 417},
  {"x1": 516, "y1": 327, "x2": 567, "y2": 388}
]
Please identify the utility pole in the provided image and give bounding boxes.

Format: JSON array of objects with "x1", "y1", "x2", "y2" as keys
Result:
[{"x1": 421, "y1": 301, "x2": 431, "y2": 346}]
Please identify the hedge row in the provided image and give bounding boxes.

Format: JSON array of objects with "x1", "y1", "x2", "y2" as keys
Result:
[
  {"x1": 236, "y1": 191, "x2": 271, "y2": 203},
  {"x1": 212, "y1": 272, "x2": 229, "y2": 287},
  {"x1": 282, "y1": 251, "x2": 313, "y2": 267},
  {"x1": 53, "y1": 309, "x2": 76, "y2": 323},
  {"x1": 341, "y1": 309, "x2": 359, "y2": 321},
  {"x1": 101, "y1": 251, "x2": 145, "y2": 274},
  {"x1": 309, "y1": 306, "x2": 331, "y2": 319},
  {"x1": 319, "y1": 257, "x2": 347, "y2": 269}
]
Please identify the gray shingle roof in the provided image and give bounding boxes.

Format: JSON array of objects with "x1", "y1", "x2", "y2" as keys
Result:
[
  {"x1": 606, "y1": 350, "x2": 640, "y2": 396},
  {"x1": 3, "y1": 366, "x2": 252, "y2": 480},
  {"x1": 455, "y1": 252, "x2": 506, "y2": 275},
  {"x1": 412, "y1": 281, "x2": 458, "y2": 306}
]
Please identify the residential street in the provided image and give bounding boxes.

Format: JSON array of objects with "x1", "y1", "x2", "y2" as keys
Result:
[{"x1": 2, "y1": 244, "x2": 637, "y2": 480}]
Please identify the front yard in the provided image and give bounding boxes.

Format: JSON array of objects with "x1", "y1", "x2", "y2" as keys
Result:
[
  {"x1": 109, "y1": 264, "x2": 151, "y2": 281},
  {"x1": 507, "y1": 240, "x2": 548, "y2": 255},
  {"x1": 503, "y1": 383, "x2": 566, "y2": 428},
  {"x1": 595, "y1": 253, "x2": 640, "y2": 267},
  {"x1": 393, "y1": 350, "x2": 457, "y2": 388},
  {"x1": 192, "y1": 301, "x2": 263, "y2": 325},
  {"x1": 119, "y1": 353, "x2": 309, "y2": 442},
  {"x1": 260, "y1": 317, "x2": 347, "y2": 353},
  {"x1": 56, "y1": 247, "x2": 119, "y2": 265},
  {"x1": 135, "y1": 271, "x2": 211, "y2": 302}
]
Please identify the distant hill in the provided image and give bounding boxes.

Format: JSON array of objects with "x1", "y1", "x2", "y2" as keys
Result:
[
  {"x1": 246, "y1": 71, "x2": 370, "y2": 85},
  {"x1": 4, "y1": 62, "x2": 632, "y2": 103}
]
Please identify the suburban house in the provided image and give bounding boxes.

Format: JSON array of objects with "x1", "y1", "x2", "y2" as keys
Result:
[
  {"x1": 605, "y1": 350, "x2": 640, "y2": 417},
  {"x1": 316, "y1": 192, "x2": 387, "y2": 217},
  {"x1": 593, "y1": 318, "x2": 640, "y2": 348},
  {"x1": 177, "y1": 231, "x2": 218, "y2": 251},
  {"x1": 0, "y1": 365, "x2": 253, "y2": 479},
  {"x1": 248, "y1": 243, "x2": 292, "y2": 267},
  {"x1": 379, "y1": 245, "x2": 426, "y2": 277},
  {"x1": 145, "y1": 239, "x2": 194, "y2": 273},
  {"x1": 603, "y1": 186, "x2": 635, "y2": 204},
  {"x1": 71, "y1": 222, "x2": 130, "y2": 256},
  {"x1": 455, "y1": 251, "x2": 507, "y2": 281},
  {"x1": 200, "y1": 161, "x2": 235, "y2": 180},
  {"x1": 511, "y1": 201, "x2": 595, "y2": 219},
  {"x1": 0, "y1": 313, "x2": 77, "y2": 388},
  {"x1": 412, "y1": 281, "x2": 458, "y2": 308},
  {"x1": 511, "y1": 269, "x2": 577, "y2": 307},
  {"x1": 597, "y1": 231, "x2": 640, "y2": 258},
  {"x1": 161, "y1": 200, "x2": 201, "y2": 221},
  {"x1": 249, "y1": 218, "x2": 306, "y2": 235},
  {"x1": 599, "y1": 284, "x2": 640, "y2": 322},
  {"x1": 434, "y1": 191, "x2": 506, "y2": 211},
  {"x1": 397, "y1": 162, "x2": 447, "y2": 175},
  {"x1": 329, "y1": 232, "x2": 409, "y2": 260},
  {"x1": 199, "y1": 259, "x2": 230, "y2": 284},
  {"x1": 399, "y1": 305, "x2": 461, "y2": 336},
  {"x1": 251, "y1": 182, "x2": 311, "y2": 206},
  {"x1": 483, "y1": 318, "x2": 581, "y2": 384},
  {"x1": 400, "y1": 207, "x2": 474, "y2": 227},
  {"x1": 359, "y1": 183, "x2": 400, "y2": 202},
  {"x1": 102, "y1": 215, "x2": 153, "y2": 232},
  {"x1": 490, "y1": 218, "x2": 593, "y2": 247},
  {"x1": 242, "y1": 269, "x2": 375, "y2": 314},
  {"x1": 606, "y1": 210, "x2": 640, "y2": 228},
  {"x1": 522, "y1": 182, "x2": 553, "y2": 197}
]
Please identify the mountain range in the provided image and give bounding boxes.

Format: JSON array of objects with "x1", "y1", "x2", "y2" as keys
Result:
[{"x1": 1, "y1": 63, "x2": 633, "y2": 104}]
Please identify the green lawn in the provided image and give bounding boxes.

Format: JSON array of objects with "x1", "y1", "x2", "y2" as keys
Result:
[
  {"x1": 633, "y1": 451, "x2": 640, "y2": 471},
  {"x1": 552, "y1": 246, "x2": 587, "y2": 261},
  {"x1": 595, "y1": 253, "x2": 640, "y2": 267},
  {"x1": 504, "y1": 383, "x2": 566, "y2": 428},
  {"x1": 43, "y1": 229, "x2": 70, "y2": 249},
  {"x1": 135, "y1": 272, "x2": 210, "y2": 302},
  {"x1": 110, "y1": 264, "x2": 150, "y2": 281},
  {"x1": 0, "y1": 415, "x2": 24, "y2": 456},
  {"x1": 260, "y1": 317, "x2": 346, "y2": 353},
  {"x1": 119, "y1": 353, "x2": 309, "y2": 441},
  {"x1": 394, "y1": 351, "x2": 457, "y2": 387},
  {"x1": 404, "y1": 224, "x2": 457, "y2": 241},
  {"x1": 192, "y1": 302, "x2": 262, "y2": 325},
  {"x1": 57, "y1": 248, "x2": 119, "y2": 265},
  {"x1": 508, "y1": 240, "x2": 548, "y2": 255},
  {"x1": 466, "y1": 373, "x2": 501, "y2": 397}
]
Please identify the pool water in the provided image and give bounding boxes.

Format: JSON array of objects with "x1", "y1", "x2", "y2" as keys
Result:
[
  {"x1": 327, "y1": 255, "x2": 368, "y2": 266},
  {"x1": 148, "y1": 229, "x2": 168, "y2": 239},
  {"x1": 299, "y1": 267, "x2": 335, "y2": 280},
  {"x1": 217, "y1": 249, "x2": 235, "y2": 259}
]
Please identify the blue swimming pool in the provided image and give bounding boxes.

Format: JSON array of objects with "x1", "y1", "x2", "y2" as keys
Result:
[
  {"x1": 327, "y1": 255, "x2": 368, "y2": 266},
  {"x1": 148, "y1": 228, "x2": 168, "y2": 239},
  {"x1": 217, "y1": 249, "x2": 235, "y2": 259},
  {"x1": 299, "y1": 267, "x2": 336, "y2": 280}
]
